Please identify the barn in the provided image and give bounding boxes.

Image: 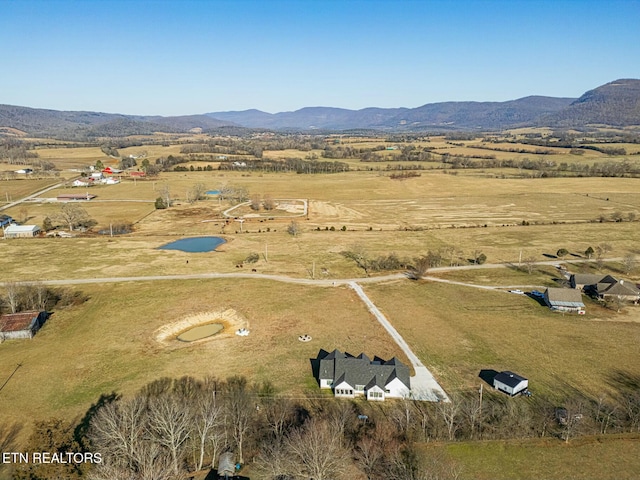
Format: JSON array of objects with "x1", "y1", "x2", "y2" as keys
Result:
[
  {"x1": 493, "y1": 371, "x2": 529, "y2": 396},
  {"x1": 0, "y1": 311, "x2": 49, "y2": 340},
  {"x1": 57, "y1": 193, "x2": 97, "y2": 201},
  {"x1": 3, "y1": 224, "x2": 40, "y2": 238}
]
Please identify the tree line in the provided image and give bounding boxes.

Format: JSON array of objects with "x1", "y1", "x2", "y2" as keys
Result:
[{"x1": 5, "y1": 371, "x2": 640, "y2": 480}]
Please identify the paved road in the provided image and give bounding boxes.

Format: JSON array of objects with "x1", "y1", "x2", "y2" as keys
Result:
[{"x1": 348, "y1": 281, "x2": 450, "y2": 402}]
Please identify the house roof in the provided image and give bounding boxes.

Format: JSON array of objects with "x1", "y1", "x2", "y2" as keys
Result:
[
  {"x1": 319, "y1": 349, "x2": 410, "y2": 391},
  {"x1": 494, "y1": 371, "x2": 527, "y2": 388},
  {"x1": 571, "y1": 274, "x2": 616, "y2": 286},
  {"x1": 0, "y1": 311, "x2": 41, "y2": 332},
  {"x1": 545, "y1": 287, "x2": 585, "y2": 307},
  {"x1": 57, "y1": 193, "x2": 97, "y2": 200},
  {"x1": 597, "y1": 280, "x2": 640, "y2": 297}
]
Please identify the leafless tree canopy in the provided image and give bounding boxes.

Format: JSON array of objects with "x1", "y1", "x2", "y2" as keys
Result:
[{"x1": 20, "y1": 371, "x2": 636, "y2": 480}]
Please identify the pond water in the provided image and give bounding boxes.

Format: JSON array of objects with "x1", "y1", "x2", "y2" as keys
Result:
[
  {"x1": 206, "y1": 190, "x2": 221, "y2": 195},
  {"x1": 177, "y1": 323, "x2": 224, "y2": 342},
  {"x1": 158, "y1": 236, "x2": 226, "y2": 252}
]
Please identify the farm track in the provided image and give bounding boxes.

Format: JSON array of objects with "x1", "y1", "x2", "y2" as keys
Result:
[{"x1": 5, "y1": 257, "x2": 620, "y2": 289}]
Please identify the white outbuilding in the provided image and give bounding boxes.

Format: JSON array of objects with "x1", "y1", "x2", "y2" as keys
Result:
[
  {"x1": 3, "y1": 224, "x2": 40, "y2": 238},
  {"x1": 493, "y1": 371, "x2": 529, "y2": 396}
]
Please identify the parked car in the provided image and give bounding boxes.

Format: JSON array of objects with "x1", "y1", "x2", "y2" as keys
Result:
[
  {"x1": 531, "y1": 290, "x2": 544, "y2": 298},
  {"x1": 509, "y1": 289, "x2": 525, "y2": 295}
]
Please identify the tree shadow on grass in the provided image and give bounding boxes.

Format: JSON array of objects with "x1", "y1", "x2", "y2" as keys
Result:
[
  {"x1": 74, "y1": 391, "x2": 120, "y2": 447},
  {"x1": 0, "y1": 421, "x2": 23, "y2": 452},
  {"x1": 606, "y1": 370, "x2": 640, "y2": 396}
]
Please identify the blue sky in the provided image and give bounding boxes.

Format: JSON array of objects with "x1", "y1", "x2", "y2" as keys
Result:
[{"x1": 1, "y1": 0, "x2": 639, "y2": 115}]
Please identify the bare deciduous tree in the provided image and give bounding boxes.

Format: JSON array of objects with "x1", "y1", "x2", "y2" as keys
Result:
[
  {"x1": 249, "y1": 193, "x2": 261, "y2": 211},
  {"x1": 263, "y1": 194, "x2": 276, "y2": 211},
  {"x1": 287, "y1": 220, "x2": 300, "y2": 237},
  {"x1": 285, "y1": 418, "x2": 350, "y2": 480},
  {"x1": 4, "y1": 282, "x2": 20, "y2": 313},
  {"x1": 54, "y1": 203, "x2": 92, "y2": 231},
  {"x1": 409, "y1": 255, "x2": 430, "y2": 279},
  {"x1": 147, "y1": 394, "x2": 191, "y2": 477},
  {"x1": 224, "y1": 376, "x2": 254, "y2": 465}
]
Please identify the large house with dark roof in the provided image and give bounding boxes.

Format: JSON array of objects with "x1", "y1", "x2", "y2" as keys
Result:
[
  {"x1": 316, "y1": 349, "x2": 411, "y2": 401},
  {"x1": 570, "y1": 274, "x2": 640, "y2": 304}
]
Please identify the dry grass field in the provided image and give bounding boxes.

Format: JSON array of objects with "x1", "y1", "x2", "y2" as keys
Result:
[
  {"x1": 0, "y1": 178, "x2": 62, "y2": 206},
  {"x1": 362, "y1": 280, "x2": 640, "y2": 400},
  {"x1": 1, "y1": 139, "x2": 640, "y2": 475},
  {"x1": 443, "y1": 435, "x2": 640, "y2": 480},
  {"x1": 0, "y1": 279, "x2": 408, "y2": 425}
]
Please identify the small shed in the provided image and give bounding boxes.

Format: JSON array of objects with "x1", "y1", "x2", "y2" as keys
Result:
[
  {"x1": 0, "y1": 311, "x2": 48, "y2": 340},
  {"x1": 493, "y1": 371, "x2": 528, "y2": 396},
  {"x1": 3, "y1": 224, "x2": 40, "y2": 238}
]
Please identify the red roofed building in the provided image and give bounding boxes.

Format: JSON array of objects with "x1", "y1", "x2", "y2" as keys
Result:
[{"x1": 0, "y1": 311, "x2": 49, "y2": 340}]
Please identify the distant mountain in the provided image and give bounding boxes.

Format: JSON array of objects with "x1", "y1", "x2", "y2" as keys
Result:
[
  {"x1": 1, "y1": 79, "x2": 639, "y2": 137},
  {"x1": 540, "y1": 79, "x2": 640, "y2": 127},
  {"x1": 206, "y1": 97, "x2": 574, "y2": 131},
  {"x1": 0, "y1": 105, "x2": 233, "y2": 138}
]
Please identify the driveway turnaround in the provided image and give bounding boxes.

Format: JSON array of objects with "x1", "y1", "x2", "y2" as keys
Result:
[{"x1": 348, "y1": 282, "x2": 449, "y2": 402}]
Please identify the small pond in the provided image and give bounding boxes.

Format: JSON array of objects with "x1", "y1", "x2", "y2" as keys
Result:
[
  {"x1": 158, "y1": 236, "x2": 226, "y2": 252},
  {"x1": 177, "y1": 323, "x2": 224, "y2": 342},
  {"x1": 206, "y1": 190, "x2": 221, "y2": 195}
]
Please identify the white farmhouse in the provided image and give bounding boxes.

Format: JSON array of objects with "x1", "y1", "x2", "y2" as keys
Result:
[
  {"x1": 3, "y1": 224, "x2": 40, "y2": 238},
  {"x1": 316, "y1": 349, "x2": 411, "y2": 401}
]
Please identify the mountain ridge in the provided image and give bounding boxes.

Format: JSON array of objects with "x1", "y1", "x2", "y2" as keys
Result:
[{"x1": 1, "y1": 79, "x2": 639, "y2": 137}]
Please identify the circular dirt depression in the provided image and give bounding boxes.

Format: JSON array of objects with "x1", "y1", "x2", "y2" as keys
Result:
[
  {"x1": 177, "y1": 323, "x2": 223, "y2": 342},
  {"x1": 154, "y1": 309, "x2": 248, "y2": 346}
]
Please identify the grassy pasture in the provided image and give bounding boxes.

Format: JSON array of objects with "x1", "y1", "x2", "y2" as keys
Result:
[
  {"x1": 362, "y1": 281, "x2": 640, "y2": 400},
  {"x1": 443, "y1": 435, "x2": 640, "y2": 480},
  {"x1": 0, "y1": 279, "x2": 408, "y2": 425},
  {"x1": 34, "y1": 146, "x2": 110, "y2": 169},
  {"x1": 0, "y1": 178, "x2": 62, "y2": 206}
]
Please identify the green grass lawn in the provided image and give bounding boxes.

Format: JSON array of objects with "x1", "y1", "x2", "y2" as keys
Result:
[{"x1": 442, "y1": 434, "x2": 640, "y2": 480}]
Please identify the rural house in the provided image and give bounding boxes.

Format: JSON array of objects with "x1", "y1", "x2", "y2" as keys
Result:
[
  {"x1": 493, "y1": 371, "x2": 529, "y2": 396},
  {"x1": 570, "y1": 274, "x2": 617, "y2": 291},
  {"x1": 570, "y1": 274, "x2": 640, "y2": 303},
  {"x1": 3, "y1": 224, "x2": 40, "y2": 238},
  {"x1": 544, "y1": 288, "x2": 585, "y2": 314},
  {"x1": 594, "y1": 279, "x2": 640, "y2": 303},
  {"x1": 316, "y1": 349, "x2": 411, "y2": 401},
  {"x1": 0, "y1": 311, "x2": 49, "y2": 340},
  {"x1": 0, "y1": 214, "x2": 13, "y2": 228}
]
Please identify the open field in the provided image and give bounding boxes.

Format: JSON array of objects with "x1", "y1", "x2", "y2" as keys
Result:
[
  {"x1": 2, "y1": 138, "x2": 640, "y2": 475},
  {"x1": 362, "y1": 280, "x2": 640, "y2": 400},
  {"x1": 0, "y1": 178, "x2": 63, "y2": 206},
  {"x1": 0, "y1": 279, "x2": 410, "y2": 428},
  {"x1": 442, "y1": 434, "x2": 640, "y2": 480}
]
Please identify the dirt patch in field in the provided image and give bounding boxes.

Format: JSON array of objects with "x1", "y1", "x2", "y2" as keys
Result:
[{"x1": 154, "y1": 308, "x2": 248, "y2": 346}]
